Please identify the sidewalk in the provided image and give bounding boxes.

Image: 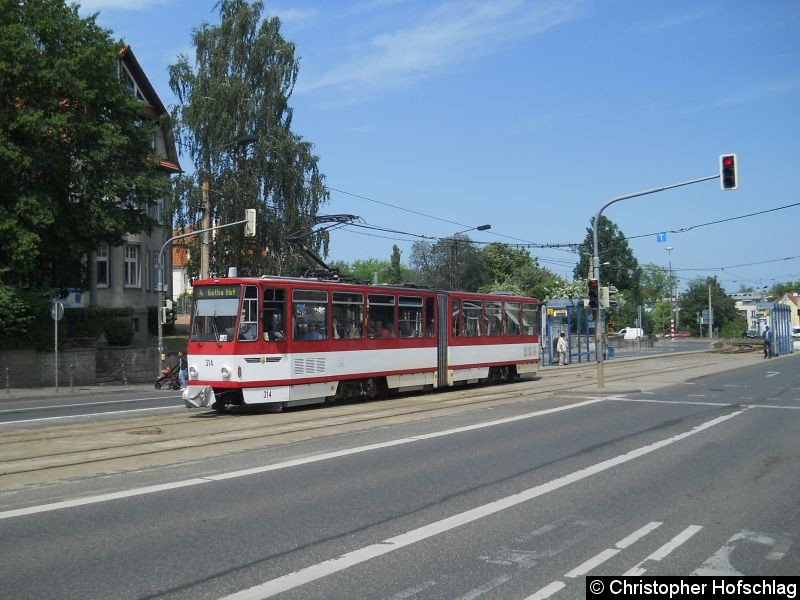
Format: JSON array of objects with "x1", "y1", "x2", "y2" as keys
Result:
[
  {"x1": 1, "y1": 382, "x2": 162, "y2": 402},
  {"x1": 1, "y1": 346, "x2": 789, "y2": 403}
]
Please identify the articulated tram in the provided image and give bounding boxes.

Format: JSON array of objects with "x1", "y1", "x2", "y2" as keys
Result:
[{"x1": 182, "y1": 275, "x2": 540, "y2": 412}]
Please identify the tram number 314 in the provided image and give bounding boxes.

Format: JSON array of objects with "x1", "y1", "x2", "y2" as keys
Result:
[{"x1": 262, "y1": 390, "x2": 273, "y2": 399}]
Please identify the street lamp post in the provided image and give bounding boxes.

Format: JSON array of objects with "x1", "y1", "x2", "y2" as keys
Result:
[
  {"x1": 449, "y1": 224, "x2": 491, "y2": 290},
  {"x1": 666, "y1": 246, "x2": 675, "y2": 336}
]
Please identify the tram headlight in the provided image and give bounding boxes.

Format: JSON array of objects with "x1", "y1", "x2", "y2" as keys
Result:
[
  {"x1": 220, "y1": 366, "x2": 231, "y2": 380},
  {"x1": 189, "y1": 366, "x2": 198, "y2": 380}
]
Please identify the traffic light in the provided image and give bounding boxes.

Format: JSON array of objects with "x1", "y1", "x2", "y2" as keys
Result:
[
  {"x1": 720, "y1": 154, "x2": 738, "y2": 190},
  {"x1": 588, "y1": 279, "x2": 599, "y2": 310},
  {"x1": 160, "y1": 299, "x2": 175, "y2": 325},
  {"x1": 244, "y1": 208, "x2": 256, "y2": 237}
]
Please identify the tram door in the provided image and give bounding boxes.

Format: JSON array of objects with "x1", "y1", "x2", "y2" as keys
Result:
[{"x1": 436, "y1": 293, "x2": 448, "y2": 387}]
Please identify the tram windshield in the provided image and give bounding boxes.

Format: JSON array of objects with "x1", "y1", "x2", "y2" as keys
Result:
[{"x1": 191, "y1": 285, "x2": 241, "y2": 342}]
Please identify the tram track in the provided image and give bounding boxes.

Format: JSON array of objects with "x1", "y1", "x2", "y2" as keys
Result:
[{"x1": 0, "y1": 352, "x2": 747, "y2": 490}]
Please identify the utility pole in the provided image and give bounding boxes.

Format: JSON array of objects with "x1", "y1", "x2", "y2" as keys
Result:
[
  {"x1": 708, "y1": 283, "x2": 713, "y2": 339},
  {"x1": 200, "y1": 178, "x2": 210, "y2": 280}
]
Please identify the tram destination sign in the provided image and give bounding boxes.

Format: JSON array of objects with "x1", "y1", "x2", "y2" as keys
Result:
[{"x1": 195, "y1": 285, "x2": 240, "y2": 299}]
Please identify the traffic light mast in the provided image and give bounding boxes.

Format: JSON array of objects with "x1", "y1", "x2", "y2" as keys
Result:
[{"x1": 591, "y1": 163, "x2": 731, "y2": 389}]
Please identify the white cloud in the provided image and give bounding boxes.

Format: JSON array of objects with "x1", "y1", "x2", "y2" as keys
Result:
[
  {"x1": 682, "y1": 78, "x2": 800, "y2": 114},
  {"x1": 297, "y1": 0, "x2": 583, "y2": 95},
  {"x1": 267, "y1": 7, "x2": 319, "y2": 26}
]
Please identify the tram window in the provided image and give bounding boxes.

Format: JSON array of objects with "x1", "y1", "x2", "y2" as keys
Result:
[
  {"x1": 425, "y1": 297, "x2": 435, "y2": 337},
  {"x1": 293, "y1": 289, "x2": 328, "y2": 340},
  {"x1": 451, "y1": 299, "x2": 461, "y2": 337},
  {"x1": 485, "y1": 301, "x2": 502, "y2": 337},
  {"x1": 398, "y1": 296, "x2": 423, "y2": 338},
  {"x1": 522, "y1": 303, "x2": 539, "y2": 336},
  {"x1": 504, "y1": 302, "x2": 521, "y2": 336},
  {"x1": 332, "y1": 291, "x2": 364, "y2": 339},
  {"x1": 463, "y1": 300, "x2": 482, "y2": 337},
  {"x1": 367, "y1": 294, "x2": 395, "y2": 338},
  {"x1": 238, "y1": 285, "x2": 259, "y2": 341},
  {"x1": 262, "y1": 288, "x2": 286, "y2": 341},
  {"x1": 191, "y1": 285, "x2": 240, "y2": 343}
]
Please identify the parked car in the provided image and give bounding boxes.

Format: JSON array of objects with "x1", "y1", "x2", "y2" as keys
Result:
[
  {"x1": 664, "y1": 331, "x2": 691, "y2": 338},
  {"x1": 743, "y1": 330, "x2": 760, "y2": 339}
]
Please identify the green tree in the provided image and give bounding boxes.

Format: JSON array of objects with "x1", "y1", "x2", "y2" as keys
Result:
[
  {"x1": 680, "y1": 276, "x2": 744, "y2": 336},
  {"x1": 640, "y1": 263, "x2": 673, "y2": 305},
  {"x1": 351, "y1": 258, "x2": 390, "y2": 283},
  {"x1": 409, "y1": 236, "x2": 488, "y2": 291},
  {"x1": 480, "y1": 243, "x2": 559, "y2": 299},
  {"x1": 0, "y1": 0, "x2": 167, "y2": 288},
  {"x1": 574, "y1": 216, "x2": 642, "y2": 326},
  {"x1": 169, "y1": 0, "x2": 328, "y2": 278},
  {"x1": 770, "y1": 280, "x2": 800, "y2": 299},
  {"x1": 388, "y1": 245, "x2": 403, "y2": 284}
]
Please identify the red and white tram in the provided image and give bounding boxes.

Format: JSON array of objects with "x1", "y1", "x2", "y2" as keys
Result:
[{"x1": 182, "y1": 275, "x2": 541, "y2": 412}]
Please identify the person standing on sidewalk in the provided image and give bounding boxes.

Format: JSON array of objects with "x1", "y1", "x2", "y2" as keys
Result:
[
  {"x1": 557, "y1": 332, "x2": 569, "y2": 366},
  {"x1": 762, "y1": 326, "x2": 773, "y2": 359},
  {"x1": 178, "y1": 351, "x2": 188, "y2": 389}
]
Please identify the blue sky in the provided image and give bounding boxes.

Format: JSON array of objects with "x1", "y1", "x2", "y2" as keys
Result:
[{"x1": 79, "y1": 0, "x2": 800, "y2": 292}]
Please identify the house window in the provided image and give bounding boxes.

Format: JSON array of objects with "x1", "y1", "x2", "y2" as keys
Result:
[
  {"x1": 124, "y1": 245, "x2": 140, "y2": 288},
  {"x1": 120, "y1": 64, "x2": 145, "y2": 102},
  {"x1": 96, "y1": 245, "x2": 109, "y2": 288}
]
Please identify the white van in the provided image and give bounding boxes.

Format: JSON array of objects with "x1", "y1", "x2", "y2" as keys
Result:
[{"x1": 616, "y1": 327, "x2": 644, "y2": 340}]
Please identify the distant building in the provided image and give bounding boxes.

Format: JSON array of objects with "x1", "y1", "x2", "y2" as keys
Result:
[
  {"x1": 729, "y1": 290, "x2": 769, "y2": 331},
  {"x1": 87, "y1": 46, "x2": 181, "y2": 338}
]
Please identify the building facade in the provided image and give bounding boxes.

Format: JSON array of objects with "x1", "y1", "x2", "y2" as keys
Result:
[{"x1": 87, "y1": 46, "x2": 181, "y2": 339}]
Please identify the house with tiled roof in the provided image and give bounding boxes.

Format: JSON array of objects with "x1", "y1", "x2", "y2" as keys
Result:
[{"x1": 85, "y1": 46, "x2": 181, "y2": 338}]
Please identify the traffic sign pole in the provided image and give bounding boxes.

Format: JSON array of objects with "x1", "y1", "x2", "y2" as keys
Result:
[{"x1": 51, "y1": 301, "x2": 64, "y2": 392}]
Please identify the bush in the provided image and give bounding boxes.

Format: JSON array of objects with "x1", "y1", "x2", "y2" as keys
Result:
[
  {"x1": 105, "y1": 317, "x2": 134, "y2": 346},
  {"x1": 64, "y1": 306, "x2": 133, "y2": 338}
]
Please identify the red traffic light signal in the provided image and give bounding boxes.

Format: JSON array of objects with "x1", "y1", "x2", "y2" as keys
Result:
[
  {"x1": 720, "y1": 154, "x2": 738, "y2": 190},
  {"x1": 588, "y1": 279, "x2": 599, "y2": 310}
]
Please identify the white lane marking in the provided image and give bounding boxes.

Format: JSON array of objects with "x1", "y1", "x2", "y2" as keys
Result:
[
  {"x1": 0, "y1": 405, "x2": 179, "y2": 425},
  {"x1": 0, "y1": 395, "x2": 175, "y2": 414},
  {"x1": 564, "y1": 522, "x2": 662, "y2": 578},
  {"x1": 624, "y1": 525, "x2": 703, "y2": 575},
  {"x1": 524, "y1": 581, "x2": 565, "y2": 600},
  {"x1": 455, "y1": 574, "x2": 512, "y2": 600},
  {"x1": 693, "y1": 530, "x2": 792, "y2": 576},
  {"x1": 386, "y1": 581, "x2": 437, "y2": 600},
  {"x1": 529, "y1": 522, "x2": 663, "y2": 598},
  {"x1": 0, "y1": 398, "x2": 606, "y2": 520},
  {"x1": 564, "y1": 549, "x2": 619, "y2": 578},
  {"x1": 207, "y1": 399, "x2": 608, "y2": 481},
  {"x1": 687, "y1": 395, "x2": 706, "y2": 398},
  {"x1": 616, "y1": 521, "x2": 663, "y2": 548},
  {"x1": 722, "y1": 385, "x2": 738, "y2": 388},
  {"x1": 766, "y1": 372, "x2": 780, "y2": 378},
  {"x1": 613, "y1": 398, "x2": 800, "y2": 411},
  {"x1": 0, "y1": 479, "x2": 208, "y2": 520},
  {"x1": 217, "y1": 412, "x2": 744, "y2": 600}
]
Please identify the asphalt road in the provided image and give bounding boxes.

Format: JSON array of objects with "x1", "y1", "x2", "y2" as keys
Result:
[
  {"x1": 0, "y1": 338, "x2": 716, "y2": 429},
  {"x1": 0, "y1": 389, "x2": 183, "y2": 428},
  {"x1": 0, "y1": 353, "x2": 797, "y2": 599}
]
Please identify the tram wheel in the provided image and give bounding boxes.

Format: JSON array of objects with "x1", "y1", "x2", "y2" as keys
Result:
[{"x1": 211, "y1": 401, "x2": 226, "y2": 413}]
